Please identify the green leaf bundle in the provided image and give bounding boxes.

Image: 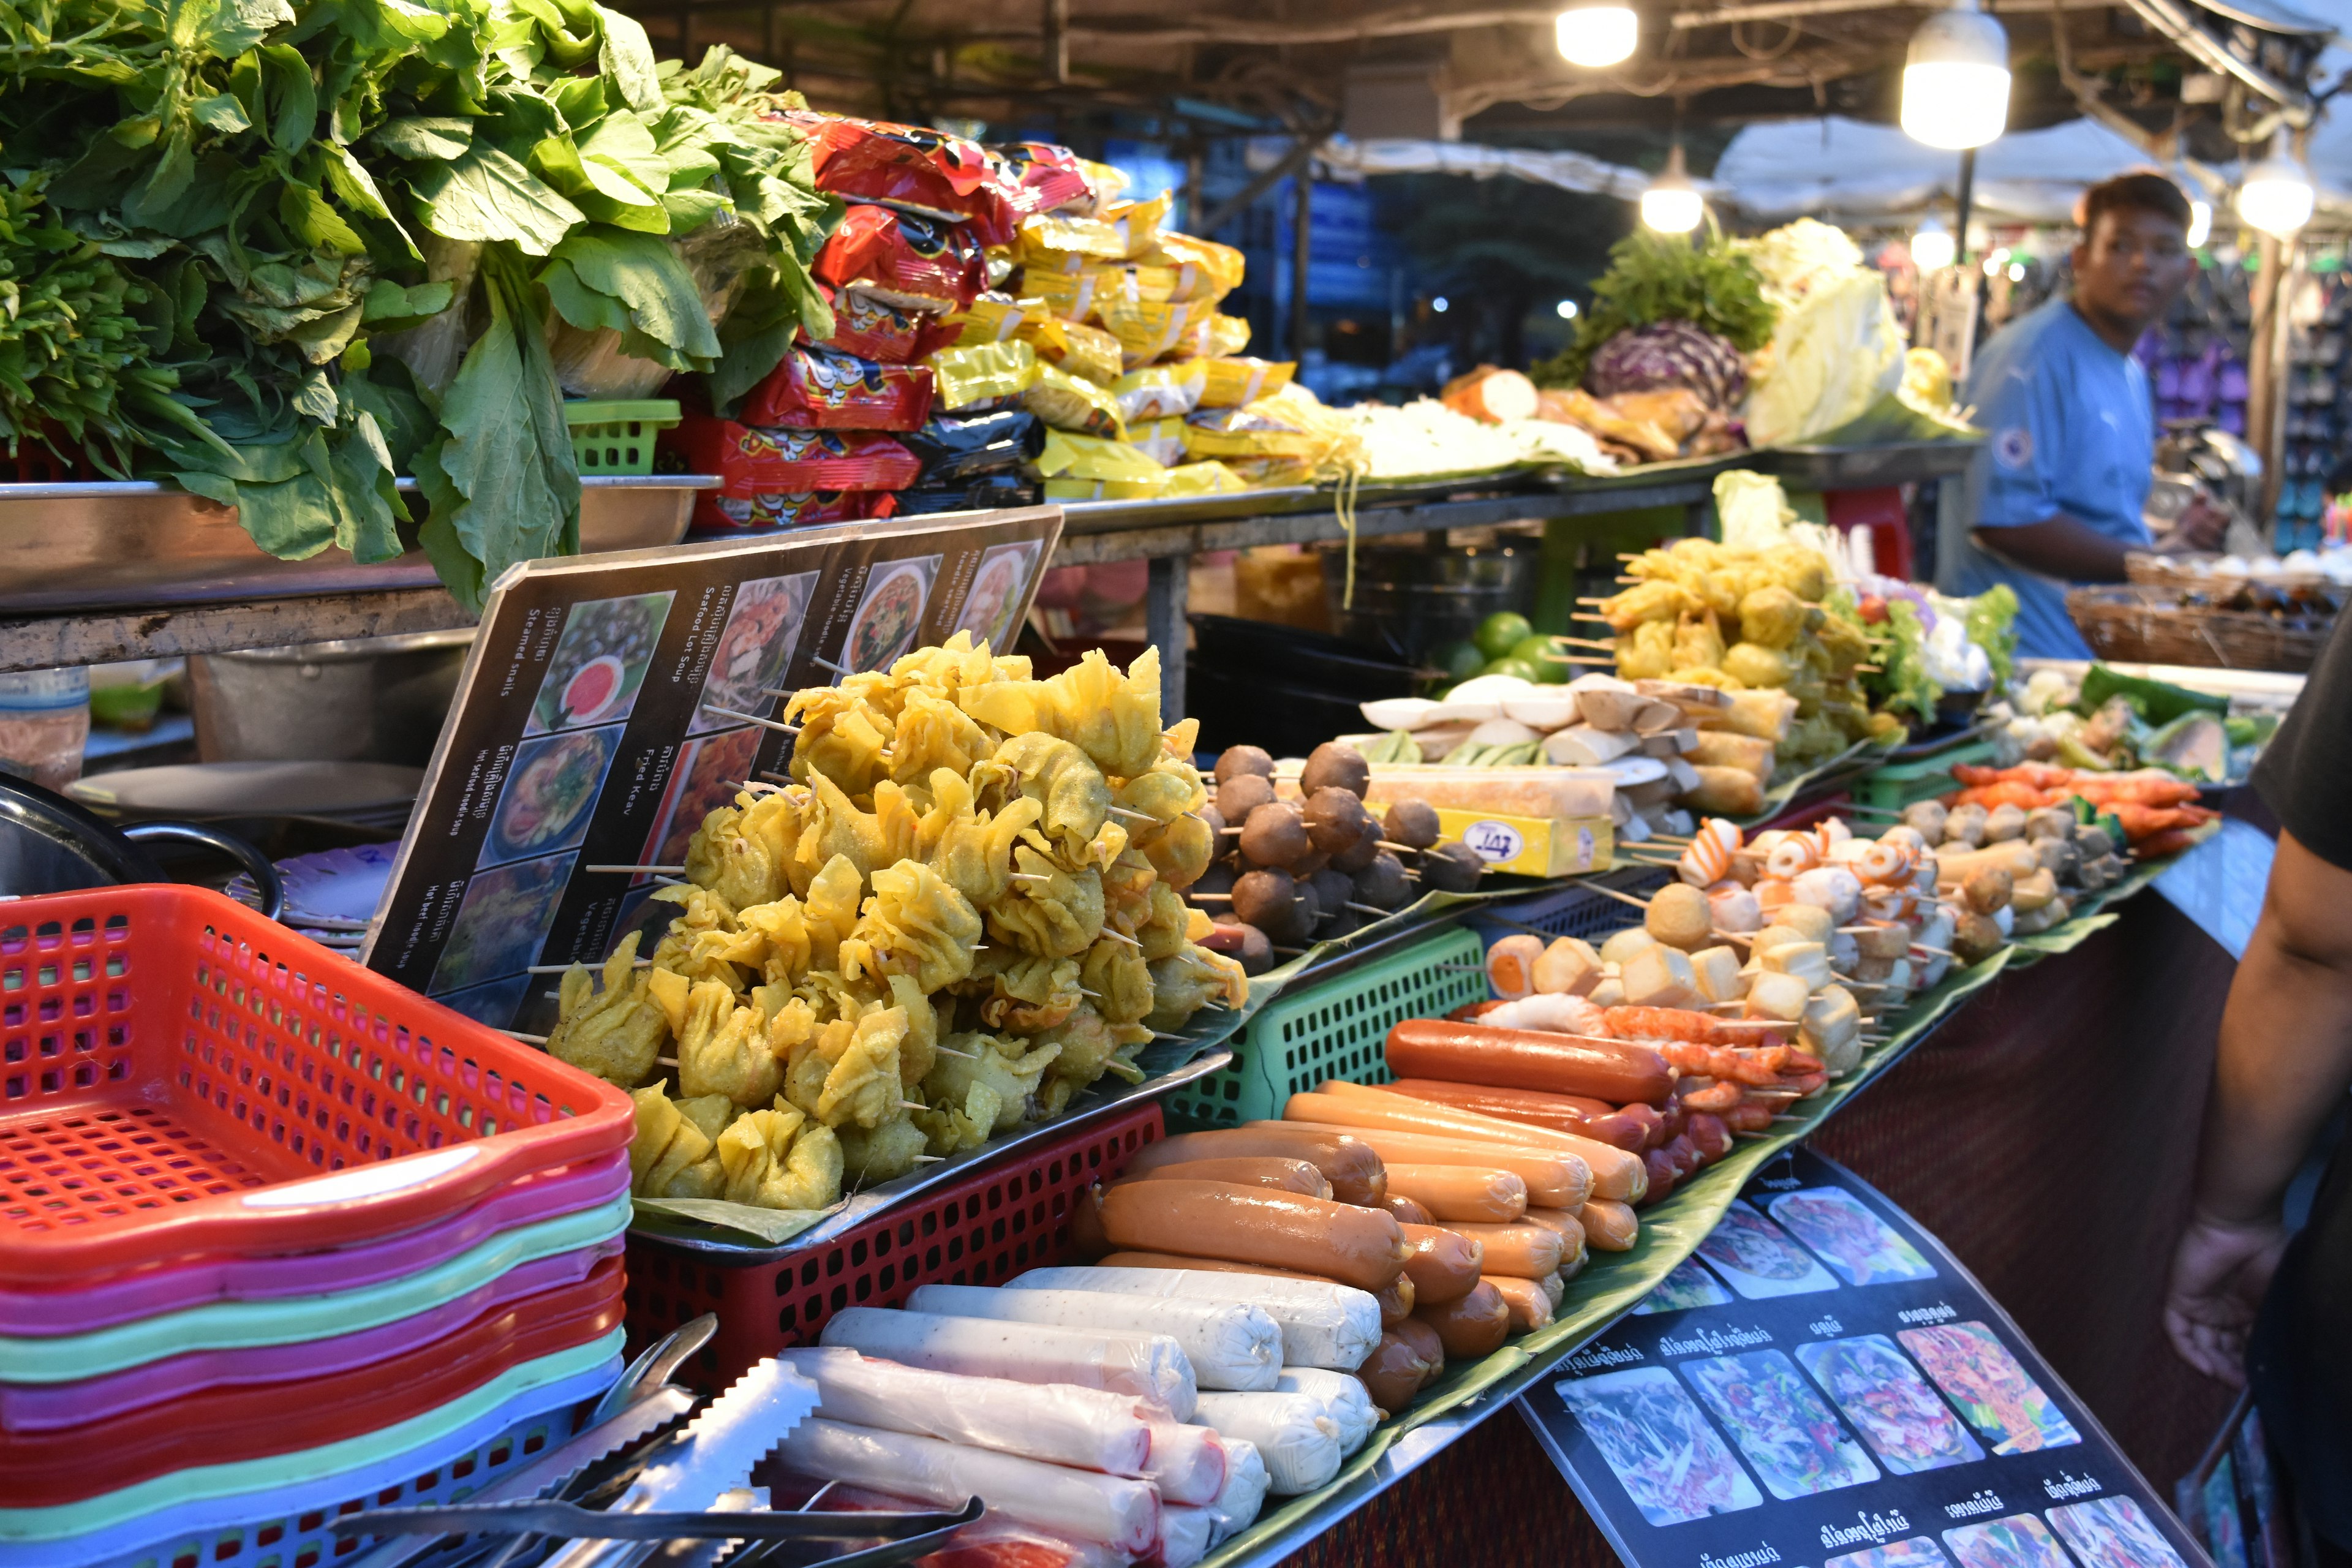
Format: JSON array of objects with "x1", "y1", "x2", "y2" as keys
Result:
[{"x1": 1532, "y1": 228, "x2": 1776, "y2": 391}]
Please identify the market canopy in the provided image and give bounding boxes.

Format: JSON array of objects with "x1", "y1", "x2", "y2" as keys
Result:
[{"x1": 1713, "y1": 117, "x2": 2161, "y2": 227}]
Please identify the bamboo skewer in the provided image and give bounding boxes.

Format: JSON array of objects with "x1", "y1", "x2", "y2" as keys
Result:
[
  {"x1": 707, "y1": 704, "x2": 802, "y2": 736},
  {"x1": 586, "y1": 864, "x2": 685, "y2": 875},
  {"x1": 502, "y1": 1030, "x2": 549, "y2": 1044}
]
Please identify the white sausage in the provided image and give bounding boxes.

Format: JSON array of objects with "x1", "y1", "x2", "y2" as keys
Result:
[
  {"x1": 1144, "y1": 1420, "x2": 1228, "y2": 1505},
  {"x1": 907, "y1": 1283, "x2": 1281, "y2": 1392},
  {"x1": 777, "y1": 1348, "x2": 1155, "y2": 1476},
  {"x1": 818, "y1": 1306, "x2": 1196, "y2": 1420},
  {"x1": 1273, "y1": 1367, "x2": 1378, "y2": 1455},
  {"x1": 1158, "y1": 1504, "x2": 1215, "y2": 1568},
  {"x1": 1190, "y1": 1392, "x2": 1343, "y2": 1495},
  {"x1": 1205, "y1": 1438, "x2": 1270, "y2": 1544},
  {"x1": 1011, "y1": 1265, "x2": 1379, "y2": 1371}
]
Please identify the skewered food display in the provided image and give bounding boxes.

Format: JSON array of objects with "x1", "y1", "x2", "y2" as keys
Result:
[
  {"x1": 549, "y1": 634, "x2": 1246, "y2": 1215},
  {"x1": 1923, "y1": 766, "x2": 2218, "y2": 862}
]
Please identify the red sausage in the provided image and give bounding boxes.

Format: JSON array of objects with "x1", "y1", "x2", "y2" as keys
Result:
[
  {"x1": 1384, "y1": 1079, "x2": 1653, "y2": 1151},
  {"x1": 1684, "y1": 1112, "x2": 1732, "y2": 1163},
  {"x1": 1357, "y1": 1332, "x2": 1434, "y2": 1412},
  {"x1": 1415, "y1": 1281, "x2": 1510, "y2": 1359},
  {"x1": 1396, "y1": 1223, "x2": 1483, "y2": 1305},
  {"x1": 1664, "y1": 1134, "x2": 1700, "y2": 1182},
  {"x1": 1386, "y1": 1020, "x2": 1674, "y2": 1106},
  {"x1": 1642, "y1": 1146, "x2": 1679, "y2": 1204},
  {"x1": 1390, "y1": 1316, "x2": 1447, "y2": 1387},
  {"x1": 1382, "y1": 1193, "x2": 1436, "y2": 1226}
]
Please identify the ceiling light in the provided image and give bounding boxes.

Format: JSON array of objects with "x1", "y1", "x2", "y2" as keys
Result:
[
  {"x1": 2187, "y1": 199, "x2": 2212, "y2": 248},
  {"x1": 1910, "y1": 217, "x2": 1956, "y2": 273},
  {"x1": 1901, "y1": 0, "x2": 2010, "y2": 150},
  {"x1": 2007, "y1": 262, "x2": 2025, "y2": 281},
  {"x1": 1640, "y1": 145, "x2": 1703, "y2": 234},
  {"x1": 1556, "y1": 6, "x2": 1638, "y2": 68},
  {"x1": 1556, "y1": 300, "x2": 1580, "y2": 319},
  {"x1": 2238, "y1": 135, "x2": 2314, "y2": 238},
  {"x1": 1431, "y1": 296, "x2": 1449, "y2": 313}
]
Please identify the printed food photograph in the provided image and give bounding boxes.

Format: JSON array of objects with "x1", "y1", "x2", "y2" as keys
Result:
[
  {"x1": 952, "y1": 538, "x2": 1042, "y2": 652},
  {"x1": 1943, "y1": 1514, "x2": 2082, "y2": 1568},
  {"x1": 1827, "y1": 1537, "x2": 1958, "y2": 1568},
  {"x1": 1695, "y1": 1200, "x2": 1844, "y2": 1300},
  {"x1": 526, "y1": 590, "x2": 675, "y2": 736},
  {"x1": 429, "y1": 852, "x2": 578, "y2": 996},
  {"x1": 2047, "y1": 1498, "x2": 2193, "y2": 1568},
  {"x1": 1678, "y1": 1349, "x2": 1880, "y2": 1499},
  {"x1": 1631, "y1": 1257, "x2": 1735, "y2": 1316},
  {"x1": 692, "y1": 570, "x2": 819, "y2": 734},
  {"x1": 426, "y1": 973, "x2": 533, "y2": 1030},
  {"x1": 480, "y1": 726, "x2": 624, "y2": 869},
  {"x1": 1898, "y1": 1322, "x2": 2084, "y2": 1454},
  {"x1": 842, "y1": 555, "x2": 940, "y2": 671},
  {"x1": 647, "y1": 726, "x2": 766, "y2": 869},
  {"x1": 1552, "y1": 1366, "x2": 1764, "y2": 1526},
  {"x1": 1767, "y1": 1188, "x2": 1938, "y2": 1286},
  {"x1": 1795, "y1": 1334, "x2": 1985, "y2": 1473}
]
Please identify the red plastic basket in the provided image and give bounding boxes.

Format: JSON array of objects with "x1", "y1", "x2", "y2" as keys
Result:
[
  {"x1": 0, "y1": 1254, "x2": 625, "y2": 1506},
  {"x1": 625, "y1": 1102, "x2": 1164, "y2": 1391},
  {"x1": 0, "y1": 886, "x2": 636, "y2": 1285}
]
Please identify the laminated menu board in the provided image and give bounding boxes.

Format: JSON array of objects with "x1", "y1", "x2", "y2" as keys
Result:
[
  {"x1": 360, "y1": 507, "x2": 1061, "y2": 1027},
  {"x1": 1523, "y1": 1148, "x2": 2212, "y2": 1568}
]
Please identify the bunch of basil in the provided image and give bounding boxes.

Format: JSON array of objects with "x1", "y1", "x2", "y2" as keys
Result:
[{"x1": 0, "y1": 0, "x2": 837, "y2": 606}]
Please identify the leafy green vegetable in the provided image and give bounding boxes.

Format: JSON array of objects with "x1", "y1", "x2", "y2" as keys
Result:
[
  {"x1": 1874, "y1": 598, "x2": 1943, "y2": 724},
  {"x1": 1962, "y1": 583, "x2": 2019, "y2": 690},
  {"x1": 1532, "y1": 225, "x2": 1776, "y2": 390},
  {"x1": 2078, "y1": 663, "x2": 2228, "y2": 726}
]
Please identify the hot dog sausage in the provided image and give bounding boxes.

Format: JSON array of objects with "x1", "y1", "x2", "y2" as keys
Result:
[
  {"x1": 1434, "y1": 1221, "x2": 1562, "y2": 1280},
  {"x1": 1579, "y1": 1197, "x2": 1638, "y2": 1252},
  {"x1": 1097, "y1": 1251, "x2": 1326, "y2": 1283},
  {"x1": 1356, "y1": 1331, "x2": 1434, "y2": 1414},
  {"x1": 1396, "y1": 1223, "x2": 1482, "y2": 1305},
  {"x1": 1518, "y1": 1207, "x2": 1587, "y2": 1272},
  {"x1": 1381, "y1": 1164, "x2": 1528, "y2": 1224},
  {"x1": 1390, "y1": 1317, "x2": 1446, "y2": 1387},
  {"x1": 1486, "y1": 1275, "x2": 1554, "y2": 1332},
  {"x1": 1094, "y1": 1180, "x2": 1409, "y2": 1291},
  {"x1": 1118, "y1": 1128, "x2": 1386, "y2": 1206},
  {"x1": 1374, "y1": 1273, "x2": 1415, "y2": 1327},
  {"x1": 1414, "y1": 1282, "x2": 1510, "y2": 1359},
  {"x1": 1118, "y1": 1156, "x2": 1332, "y2": 1199},
  {"x1": 1382, "y1": 1193, "x2": 1434, "y2": 1226},
  {"x1": 1249, "y1": 1121, "x2": 1589, "y2": 1210},
  {"x1": 1385, "y1": 1019, "x2": 1675, "y2": 1106},
  {"x1": 1642, "y1": 1147, "x2": 1678, "y2": 1204},
  {"x1": 1384, "y1": 1079, "x2": 1652, "y2": 1151},
  {"x1": 1286, "y1": 1085, "x2": 1647, "y2": 1204},
  {"x1": 1684, "y1": 1112, "x2": 1732, "y2": 1164}
]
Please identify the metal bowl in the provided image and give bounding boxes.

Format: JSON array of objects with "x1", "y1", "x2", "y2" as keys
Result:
[{"x1": 189, "y1": 630, "x2": 475, "y2": 766}]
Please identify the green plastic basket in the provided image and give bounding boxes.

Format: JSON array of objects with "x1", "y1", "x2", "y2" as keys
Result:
[
  {"x1": 1855, "y1": 736, "x2": 1998, "y2": 813},
  {"x1": 1166, "y1": 927, "x2": 1490, "y2": 1128},
  {"x1": 565, "y1": 399, "x2": 680, "y2": 476}
]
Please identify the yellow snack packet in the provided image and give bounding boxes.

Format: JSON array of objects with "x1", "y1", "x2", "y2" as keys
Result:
[
  {"x1": 1219, "y1": 454, "x2": 1319, "y2": 488},
  {"x1": 1012, "y1": 213, "x2": 1126, "y2": 263},
  {"x1": 1129, "y1": 415, "x2": 1186, "y2": 466},
  {"x1": 1110, "y1": 363, "x2": 1208, "y2": 422},
  {"x1": 1022, "y1": 266, "x2": 1106, "y2": 323},
  {"x1": 1196, "y1": 356, "x2": 1294, "y2": 409},
  {"x1": 1095, "y1": 262, "x2": 1183, "y2": 306},
  {"x1": 1019, "y1": 315, "x2": 1124, "y2": 385},
  {"x1": 1022, "y1": 362, "x2": 1128, "y2": 439},
  {"x1": 952, "y1": 293, "x2": 1038, "y2": 345},
  {"x1": 1143, "y1": 232, "x2": 1246, "y2": 302},
  {"x1": 1163, "y1": 312, "x2": 1253, "y2": 363},
  {"x1": 1075, "y1": 158, "x2": 1129, "y2": 214},
  {"x1": 1097, "y1": 296, "x2": 1218, "y2": 372},
  {"x1": 1031, "y1": 429, "x2": 1167, "y2": 499},
  {"x1": 925, "y1": 341, "x2": 1038, "y2": 410},
  {"x1": 1104, "y1": 193, "x2": 1171, "y2": 259},
  {"x1": 1161, "y1": 459, "x2": 1248, "y2": 496}
]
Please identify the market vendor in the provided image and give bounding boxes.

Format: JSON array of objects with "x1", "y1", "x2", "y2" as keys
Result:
[{"x1": 1940, "y1": 172, "x2": 2228, "y2": 657}]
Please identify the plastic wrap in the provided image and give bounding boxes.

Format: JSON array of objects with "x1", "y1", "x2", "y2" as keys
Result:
[
  {"x1": 905, "y1": 1284, "x2": 1280, "y2": 1393},
  {"x1": 1188, "y1": 1392, "x2": 1342, "y2": 1495},
  {"x1": 1009, "y1": 1268, "x2": 1380, "y2": 1372},
  {"x1": 815, "y1": 286, "x2": 963, "y2": 364},
  {"x1": 1142, "y1": 1421, "x2": 1227, "y2": 1506},
  {"x1": 928, "y1": 341, "x2": 1040, "y2": 411},
  {"x1": 737, "y1": 345, "x2": 935, "y2": 431},
  {"x1": 663, "y1": 418, "x2": 920, "y2": 494},
  {"x1": 813, "y1": 203, "x2": 988, "y2": 315},
  {"x1": 1204, "y1": 1438, "x2": 1269, "y2": 1544},
  {"x1": 368, "y1": 234, "x2": 481, "y2": 397},
  {"x1": 894, "y1": 475, "x2": 1042, "y2": 515},
  {"x1": 692, "y1": 489, "x2": 897, "y2": 534},
  {"x1": 1272, "y1": 1368, "x2": 1378, "y2": 1455},
  {"x1": 819, "y1": 1306, "x2": 1196, "y2": 1419},
  {"x1": 1196, "y1": 357, "x2": 1293, "y2": 409},
  {"x1": 783, "y1": 111, "x2": 1014, "y2": 244},
  {"x1": 1158, "y1": 1504, "x2": 1214, "y2": 1568},
  {"x1": 771, "y1": 1417, "x2": 1158, "y2": 1555},
  {"x1": 776, "y1": 1348, "x2": 1156, "y2": 1476},
  {"x1": 901, "y1": 410, "x2": 1045, "y2": 483},
  {"x1": 550, "y1": 213, "x2": 768, "y2": 398}
]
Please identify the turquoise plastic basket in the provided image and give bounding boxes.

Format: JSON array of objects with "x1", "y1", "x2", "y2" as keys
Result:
[
  {"x1": 1164, "y1": 928, "x2": 1490, "y2": 1128},
  {"x1": 565, "y1": 399, "x2": 680, "y2": 475}
]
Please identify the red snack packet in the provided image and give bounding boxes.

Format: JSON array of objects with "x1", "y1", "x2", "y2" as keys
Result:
[
  {"x1": 738, "y1": 345, "x2": 937, "y2": 432},
  {"x1": 813, "y1": 205, "x2": 987, "y2": 316},
  {"x1": 778, "y1": 110, "x2": 1013, "y2": 244},
  {"x1": 809, "y1": 285, "x2": 963, "y2": 365},
  {"x1": 663, "y1": 417, "x2": 921, "y2": 494},
  {"x1": 692, "y1": 489, "x2": 899, "y2": 535},
  {"x1": 993, "y1": 142, "x2": 1098, "y2": 219}
]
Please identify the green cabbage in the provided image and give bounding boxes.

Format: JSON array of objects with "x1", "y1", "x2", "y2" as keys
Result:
[{"x1": 1743, "y1": 268, "x2": 1904, "y2": 448}]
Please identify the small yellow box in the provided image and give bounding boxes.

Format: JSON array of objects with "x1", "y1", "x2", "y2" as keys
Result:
[{"x1": 1433, "y1": 810, "x2": 1614, "y2": 878}]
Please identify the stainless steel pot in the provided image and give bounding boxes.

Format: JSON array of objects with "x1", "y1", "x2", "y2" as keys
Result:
[
  {"x1": 189, "y1": 629, "x2": 475, "y2": 766},
  {"x1": 0, "y1": 774, "x2": 282, "y2": 915}
]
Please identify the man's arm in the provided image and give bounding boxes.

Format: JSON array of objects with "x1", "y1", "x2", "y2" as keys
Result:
[
  {"x1": 2165, "y1": 828, "x2": 2352, "y2": 1382},
  {"x1": 1970, "y1": 514, "x2": 2134, "y2": 581}
]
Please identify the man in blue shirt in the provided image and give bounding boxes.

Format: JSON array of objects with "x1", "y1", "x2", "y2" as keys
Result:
[{"x1": 1940, "y1": 173, "x2": 2226, "y2": 657}]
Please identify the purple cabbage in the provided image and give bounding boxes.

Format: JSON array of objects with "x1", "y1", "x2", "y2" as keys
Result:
[{"x1": 1586, "y1": 320, "x2": 1748, "y2": 411}]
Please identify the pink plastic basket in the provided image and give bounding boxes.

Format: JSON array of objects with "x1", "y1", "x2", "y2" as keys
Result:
[
  {"x1": 0, "y1": 1150, "x2": 626, "y2": 1333},
  {"x1": 0, "y1": 886, "x2": 635, "y2": 1286}
]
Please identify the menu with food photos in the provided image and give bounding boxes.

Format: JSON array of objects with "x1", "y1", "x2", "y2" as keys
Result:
[
  {"x1": 1523, "y1": 1148, "x2": 2211, "y2": 1568},
  {"x1": 361, "y1": 507, "x2": 1061, "y2": 1027}
]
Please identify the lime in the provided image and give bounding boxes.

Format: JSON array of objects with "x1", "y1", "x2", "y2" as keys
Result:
[
  {"x1": 1482, "y1": 657, "x2": 1543, "y2": 682},
  {"x1": 1474, "y1": 611, "x2": 1534, "y2": 662},
  {"x1": 1508, "y1": 633, "x2": 1567, "y2": 682},
  {"x1": 1434, "y1": 639, "x2": 1486, "y2": 682}
]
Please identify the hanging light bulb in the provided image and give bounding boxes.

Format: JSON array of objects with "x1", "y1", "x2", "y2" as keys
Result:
[
  {"x1": 1641, "y1": 145, "x2": 1703, "y2": 233},
  {"x1": 1556, "y1": 5, "x2": 1639, "y2": 68},
  {"x1": 1910, "y1": 217, "x2": 1956, "y2": 273},
  {"x1": 2238, "y1": 134, "x2": 2314, "y2": 237},
  {"x1": 2186, "y1": 199, "x2": 2212, "y2": 248},
  {"x1": 1901, "y1": 0, "x2": 2010, "y2": 150}
]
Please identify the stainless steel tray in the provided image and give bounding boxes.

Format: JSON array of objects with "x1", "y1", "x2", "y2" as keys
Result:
[
  {"x1": 1757, "y1": 439, "x2": 1983, "y2": 489},
  {"x1": 0, "y1": 475, "x2": 717, "y2": 612}
]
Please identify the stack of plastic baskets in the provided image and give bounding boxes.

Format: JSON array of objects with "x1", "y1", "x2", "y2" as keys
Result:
[{"x1": 0, "y1": 886, "x2": 638, "y2": 1568}]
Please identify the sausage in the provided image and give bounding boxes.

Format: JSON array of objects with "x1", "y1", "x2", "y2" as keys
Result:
[
  {"x1": 1664, "y1": 1134, "x2": 1701, "y2": 1182},
  {"x1": 1374, "y1": 1273, "x2": 1415, "y2": 1327},
  {"x1": 1286, "y1": 1085, "x2": 1647, "y2": 1204},
  {"x1": 1415, "y1": 1282, "x2": 1510, "y2": 1359},
  {"x1": 1097, "y1": 1250, "x2": 1326, "y2": 1284},
  {"x1": 1486, "y1": 1275, "x2": 1555, "y2": 1332},
  {"x1": 1385, "y1": 1079, "x2": 1655, "y2": 1151},
  {"x1": 1579, "y1": 1197, "x2": 1638, "y2": 1252},
  {"x1": 1118, "y1": 1156, "x2": 1332, "y2": 1200},
  {"x1": 1119, "y1": 1128, "x2": 1386, "y2": 1206},
  {"x1": 1250, "y1": 1121, "x2": 1589, "y2": 1210},
  {"x1": 1396, "y1": 1223, "x2": 1483, "y2": 1305},
  {"x1": 1382, "y1": 1193, "x2": 1434, "y2": 1226},
  {"x1": 1356, "y1": 1331, "x2": 1434, "y2": 1414},
  {"x1": 1385, "y1": 1019, "x2": 1675, "y2": 1106},
  {"x1": 1434, "y1": 1221, "x2": 1562, "y2": 1280},
  {"x1": 1518, "y1": 1207, "x2": 1586, "y2": 1271},
  {"x1": 1684, "y1": 1112, "x2": 1732, "y2": 1163},
  {"x1": 1389, "y1": 1316, "x2": 1446, "y2": 1387},
  {"x1": 1642, "y1": 1147, "x2": 1679, "y2": 1204},
  {"x1": 1381, "y1": 1164, "x2": 1528, "y2": 1224},
  {"x1": 1093, "y1": 1180, "x2": 1409, "y2": 1291}
]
